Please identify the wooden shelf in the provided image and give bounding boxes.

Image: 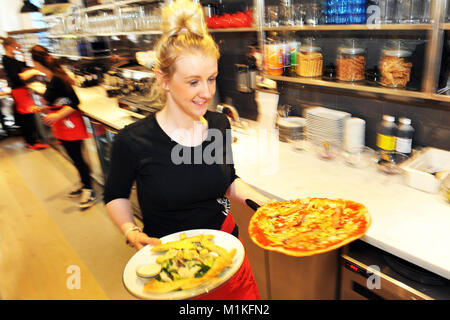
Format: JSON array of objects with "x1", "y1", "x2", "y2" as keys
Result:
[
  {"x1": 7, "y1": 28, "x2": 49, "y2": 35},
  {"x1": 431, "y1": 94, "x2": 450, "y2": 103},
  {"x1": 265, "y1": 74, "x2": 450, "y2": 106},
  {"x1": 47, "y1": 28, "x2": 256, "y2": 38},
  {"x1": 263, "y1": 24, "x2": 433, "y2": 32},
  {"x1": 209, "y1": 27, "x2": 257, "y2": 33},
  {"x1": 47, "y1": 30, "x2": 162, "y2": 38},
  {"x1": 51, "y1": 53, "x2": 111, "y2": 60},
  {"x1": 441, "y1": 23, "x2": 450, "y2": 30},
  {"x1": 265, "y1": 74, "x2": 428, "y2": 99}
]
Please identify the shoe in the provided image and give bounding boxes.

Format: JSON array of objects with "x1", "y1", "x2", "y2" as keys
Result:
[
  {"x1": 25, "y1": 143, "x2": 40, "y2": 150},
  {"x1": 79, "y1": 189, "x2": 96, "y2": 210},
  {"x1": 25, "y1": 143, "x2": 50, "y2": 150},
  {"x1": 34, "y1": 143, "x2": 50, "y2": 149},
  {"x1": 68, "y1": 185, "x2": 83, "y2": 198}
]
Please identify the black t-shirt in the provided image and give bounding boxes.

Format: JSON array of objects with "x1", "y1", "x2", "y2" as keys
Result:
[
  {"x1": 103, "y1": 111, "x2": 238, "y2": 238},
  {"x1": 2, "y1": 55, "x2": 27, "y2": 89},
  {"x1": 43, "y1": 76, "x2": 80, "y2": 110}
]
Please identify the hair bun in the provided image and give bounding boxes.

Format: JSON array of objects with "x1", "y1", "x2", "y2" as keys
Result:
[{"x1": 161, "y1": 0, "x2": 206, "y2": 38}]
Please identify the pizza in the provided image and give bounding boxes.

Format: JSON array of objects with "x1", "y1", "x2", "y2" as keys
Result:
[
  {"x1": 248, "y1": 198, "x2": 371, "y2": 257},
  {"x1": 142, "y1": 233, "x2": 236, "y2": 293}
]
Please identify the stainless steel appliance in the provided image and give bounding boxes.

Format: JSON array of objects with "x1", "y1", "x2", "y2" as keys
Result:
[
  {"x1": 118, "y1": 95, "x2": 162, "y2": 117},
  {"x1": 103, "y1": 61, "x2": 154, "y2": 96},
  {"x1": 235, "y1": 64, "x2": 252, "y2": 93},
  {"x1": 340, "y1": 240, "x2": 450, "y2": 300}
]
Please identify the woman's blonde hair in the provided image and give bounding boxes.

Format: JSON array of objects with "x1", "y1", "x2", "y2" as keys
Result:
[{"x1": 149, "y1": 0, "x2": 220, "y2": 107}]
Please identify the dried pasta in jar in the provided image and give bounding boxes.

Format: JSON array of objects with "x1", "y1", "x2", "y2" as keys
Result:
[
  {"x1": 336, "y1": 47, "x2": 366, "y2": 81},
  {"x1": 296, "y1": 46, "x2": 323, "y2": 77},
  {"x1": 379, "y1": 49, "x2": 413, "y2": 88}
]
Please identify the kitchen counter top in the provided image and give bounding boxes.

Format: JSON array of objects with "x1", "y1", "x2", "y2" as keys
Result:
[
  {"x1": 232, "y1": 130, "x2": 450, "y2": 280},
  {"x1": 76, "y1": 86, "x2": 450, "y2": 280},
  {"x1": 75, "y1": 86, "x2": 142, "y2": 130}
]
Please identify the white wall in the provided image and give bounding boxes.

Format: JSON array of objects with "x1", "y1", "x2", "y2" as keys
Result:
[
  {"x1": 0, "y1": 0, "x2": 24, "y2": 36},
  {"x1": 0, "y1": 0, "x2": 83, "y2": 36}
]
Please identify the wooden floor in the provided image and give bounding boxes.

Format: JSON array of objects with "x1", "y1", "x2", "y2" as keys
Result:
[{"x1": 0, "y1": 137, "x2": 138, "y2": 299}]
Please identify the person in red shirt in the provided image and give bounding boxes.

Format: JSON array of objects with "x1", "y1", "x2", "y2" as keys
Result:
[
  {"x1": 30, "y1": 45, "x2": 96, "y2": 210},
  {"x1": 1, "y1": 37, "x2": 49, "y2": 149}
]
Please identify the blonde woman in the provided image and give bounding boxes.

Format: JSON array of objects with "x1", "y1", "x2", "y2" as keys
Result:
[{"x1": 104, "y1": 0, "x2": 270, "y2": 299}]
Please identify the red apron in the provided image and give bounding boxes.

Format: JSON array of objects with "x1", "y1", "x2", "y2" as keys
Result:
[
  {"x1": 48, "y1": 106, "x2": 89, "y2": 141},
  {"x1": 11, "y1": 87, "x2": 35, "y2": 114},
  {"x1": 194, "y1": 213, "x2": 261, "y2": 300}
]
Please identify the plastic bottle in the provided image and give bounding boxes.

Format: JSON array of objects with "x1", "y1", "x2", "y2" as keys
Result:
[
  {"x1": 265, "y1": 32, "x2": 283, "y2": 76},
  {"x1": 288, "y1": 39, "x2": 298, "y2": 77},
  {"x1": 396, "y1": 117, "x2": 414, "y2": 156},
  {"x1": 376, "y1": 115, "x2": 397, "y2": 152},
  {"x1": 281, "y1": 36, "x2": 290, "y2": 76}
]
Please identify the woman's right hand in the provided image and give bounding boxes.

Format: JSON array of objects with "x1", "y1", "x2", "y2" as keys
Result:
[
  {"x1": 127, "y1": 230, "x2": 161, "y2": 251},
  {"x1": 19, "y1": 69, "x2": 42, "y2": 80}
]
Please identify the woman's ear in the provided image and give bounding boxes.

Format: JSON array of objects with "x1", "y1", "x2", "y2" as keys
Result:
[{"x1": 155, "y1": 69, "x2": 169, "y2": 91}]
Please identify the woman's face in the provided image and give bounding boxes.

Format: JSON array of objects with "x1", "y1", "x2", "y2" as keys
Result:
[{"x1": 161, "y1": 52, "x2": 218, "y2": 120}]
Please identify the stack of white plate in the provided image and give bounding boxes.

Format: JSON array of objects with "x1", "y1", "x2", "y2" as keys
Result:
[
  {"x1": 304, "y1": 107, "x2": 351, "y2": 145},
  {"x1": 276, "y1": 116, "x2": 306, "y2": 142}
]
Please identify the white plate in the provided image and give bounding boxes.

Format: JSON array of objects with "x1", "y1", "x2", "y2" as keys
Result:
[{"x1": 122, "y1": 229, "x2": 245, "y2": 300}]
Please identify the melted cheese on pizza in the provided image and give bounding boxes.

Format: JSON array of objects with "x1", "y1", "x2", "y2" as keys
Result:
[{"x1": 249, "y1": 198, "x2": 369, "y2": 253}]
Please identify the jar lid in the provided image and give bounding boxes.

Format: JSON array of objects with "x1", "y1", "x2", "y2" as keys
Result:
[
  {"x1": 338, "y1": 47, "x2": 365, "y2": 54},
  {"x1": 299, "y1": 45, "x2": 321, "y2": 53},
  {"x1": 382, "y1": 115, "x2": 395, "y2": 122},
  {"x1": 399, "y1": 117, "x2": 411, "y2": 125},
  {"x1": 383, "y1": 49, "x2": 412, "y2": 57}
]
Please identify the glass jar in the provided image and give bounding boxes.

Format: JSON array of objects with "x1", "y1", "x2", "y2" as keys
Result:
[
  {"x1": 379, "y1": 47, "x2": 413, "y2": 88},
  {"x1": 296, "y1": 44, "x2": 323, "y2": 77},
  {"x1": 336, "y1": 46, "x2": 366, "y2": 81}
]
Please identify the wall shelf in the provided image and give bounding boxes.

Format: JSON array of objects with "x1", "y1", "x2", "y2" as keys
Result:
[
  {"x1": 265, "y1": 74, "x2": 428, "y2": 100},
  {"x1": 431, "y1": 94, "x2": 450, "y2": 103},
  {"x1": 441, "y1": 23, "x2": 450, "y2": 30},
  {"x1": 46, "y1": 28, "x2": 259, "y2": 38},
  {"x1": 51, "y1": 53, "x2": 111, "y2": 60},
  {"x1": 263, "y1": 24, "x2": 433, "y2": 32},
  {"x1": 258, "y1": 0, "x2": 450, "y2": 105},
  {"x1": 47, "y1": 30, "x2": 162, "y2": 38},
  {"x1": 209, "y1": 27, "x2": 258, "y2": 33},
  {"x1": 7, "y1": 28, "x2": 48, "y2": 35},
  {"x1": 265, "y1": 75, "x2": 450, "y2": 108}
]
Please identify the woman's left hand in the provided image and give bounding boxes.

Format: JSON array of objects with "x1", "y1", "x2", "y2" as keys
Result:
[{"x1": 42, "y1": 113, "x2": 61, "y2": 126}]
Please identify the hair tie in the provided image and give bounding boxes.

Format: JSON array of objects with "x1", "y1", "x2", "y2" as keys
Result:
[{"x1": 178, "y1": 27, "x2": 189, "y2": 35}]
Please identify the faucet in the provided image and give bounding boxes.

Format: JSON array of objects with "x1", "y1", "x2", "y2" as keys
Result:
[{"x1": 216, "y1": 104, "x2": 240, "y2": 123}]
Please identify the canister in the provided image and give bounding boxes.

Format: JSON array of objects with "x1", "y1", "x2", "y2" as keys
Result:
[
  {"x1": 296, "y1": 44, "x2": 323, "y2": 77},
  {"x1": 379, "y1": 47, "x2": 413, "y2": 88},
  {"x1": 336, "y1": 45, "x2": 366, "y2": 81}
]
